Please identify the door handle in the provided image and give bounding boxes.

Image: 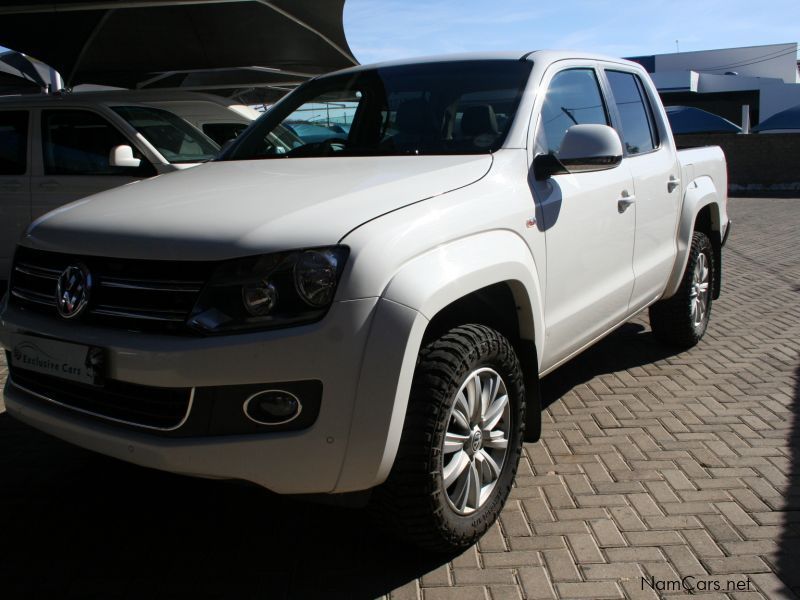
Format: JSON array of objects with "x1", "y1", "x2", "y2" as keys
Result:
[
  {"x1": 667, "y1": 175, "x2": 680, "y2": 193},
  {"x1": 0, "y1": 182, "x2": 22, "y2": 191},
  {"x1": 39, "y1": 180, "x2": 60, "y2": 189},
  {"x1": 617, "y1": 190, "x2": 635, "y2": 213}
]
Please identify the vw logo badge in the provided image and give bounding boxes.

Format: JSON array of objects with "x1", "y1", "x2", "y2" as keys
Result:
[
  {"x1": 471, "y1": 430, "x2": 482, "y2": 452},
  {"x1": 56, "y1": 263, "x2": 92, "y2": 319}
]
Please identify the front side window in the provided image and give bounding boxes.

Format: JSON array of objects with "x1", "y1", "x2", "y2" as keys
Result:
[
  {"x1": 112, "y1": 105, "x2": 219, "y2": 164},
  {"x1": 606, "y1": 71, "x2": 658, "y2": 155},
  {"x1": 535, "y1": 68, "x2": 609, "y2": 157},
  {"x1": 0, "y1": 110, "x2": 28, "y2": 175},
  {"x1": 42, "y1": 109, "x2": 155, "y2": 176},
  {"x1": 284, "y1": 98, "x2": 359, "y2": 145},
  {"x1": 224, "y1": 60, "x2": 533, "y2": 159}
]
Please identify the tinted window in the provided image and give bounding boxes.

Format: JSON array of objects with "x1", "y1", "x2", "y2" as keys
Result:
[
  {"x1": 112, "y1": 106, "x2": 219, "y2": 163},
  {"x1": 42, "y1": 110, "x2": 155, "y2": 176},
  {"x1": 225, "y1": 60, "x2": 533, "y2": 159},
  {"x1": 606, "y1": 71, "x2": 658, "y2": 155},
  {"x1": 536, "y1": 69, "x2": 609, "y2": 156},
  {"x1": 0, "y1": 110, "x2": 28, "y2": 175}
]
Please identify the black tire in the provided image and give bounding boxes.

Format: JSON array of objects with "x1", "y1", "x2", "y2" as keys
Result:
[
  {"x1": 372, "y1": 324, "x2": 526, "y2": 552},
  {"x1": 649, "y1": 231, "x2": 714, "y2": 348}
]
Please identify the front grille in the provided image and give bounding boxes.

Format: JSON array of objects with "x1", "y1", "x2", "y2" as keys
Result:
[
  {"x1": 10, "y1": 247, "x2": 216, "y2": 333},
  {"x1": 10, "y1": 364, "x2": 193, "y2": 430}
]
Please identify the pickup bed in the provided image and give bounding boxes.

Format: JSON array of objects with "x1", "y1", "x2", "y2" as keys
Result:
[{"x1": 0, "y1": 51, "x2": 729, "y2": 551}]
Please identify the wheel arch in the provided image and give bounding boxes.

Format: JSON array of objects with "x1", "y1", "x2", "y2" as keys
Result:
[
  {"x1": 335, "y1": 231, "x2": 545, "y2": 492},
  {"x1": 420, "y1": 281, "x2": 542, "y2": 445},
  {"x1": 663, "y1": 176, "x2": 723, "y2": 299}
]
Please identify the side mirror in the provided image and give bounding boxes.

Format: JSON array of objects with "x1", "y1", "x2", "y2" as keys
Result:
[
  {"x1": 534, "y1": 124, "x2": 623, "y2": 180},
  {"x1": 109, "y1": 145, "x2": 142, "y2": 168}
]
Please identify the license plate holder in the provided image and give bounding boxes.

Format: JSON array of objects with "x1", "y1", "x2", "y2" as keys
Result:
[{"x1": 9, "y1": 334, "x2": 106, "y2": 387}]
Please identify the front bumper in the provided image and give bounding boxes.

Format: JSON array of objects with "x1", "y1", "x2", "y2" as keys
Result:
[{"x1": 1, "y1": 297, "x2": 412, "y2": 494}]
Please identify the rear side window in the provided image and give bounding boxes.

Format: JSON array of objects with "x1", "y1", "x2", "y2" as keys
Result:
[
  {"x1": 606, "y1": 71, "x2": 659, "y2": 155},
  {"x1": 42, "y1": 109, "x2": 154, "y2": 176},
  {"x1": 0, "y1": 110, "x2": 28, "y2": 175},
  {"x1": 535, "y1": 69, "x2": 609, "y2": 157}
]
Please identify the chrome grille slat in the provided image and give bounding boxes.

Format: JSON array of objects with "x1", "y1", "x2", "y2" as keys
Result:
[
  {"x1": 99, "y1": 278, "x2": 202, "y2": 293},
  {"x1": 9, "y1": 247, "x2": 214, "y2": 333},
  {"x1": 11, "y1": 287, "x2": 57, "y2": 307},
  {"x1": 14, "y1": 263, "x2": 60, "y2": 280},
  {"x1": 91, "y1": 307, "x2": 188, "y2": 323}
]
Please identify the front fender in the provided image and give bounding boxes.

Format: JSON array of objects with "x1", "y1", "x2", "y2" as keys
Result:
[
  {"x1": 663, "y1": 176, "x2": 724, "y2": 299},
  {"x1": 335, "y1": 230, "x2": 544, "y2": 492},
  {"x1": 383, "y1": 230, "x2": 545, "y2": 351}
]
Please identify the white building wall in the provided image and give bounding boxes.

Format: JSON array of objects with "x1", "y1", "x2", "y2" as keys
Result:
[
  {"x1": 654, "y1": 43, "x2": 798, "y2": 83},
  {"x1": 644, "y1": 43, "x2": 800, "y2": 124}
]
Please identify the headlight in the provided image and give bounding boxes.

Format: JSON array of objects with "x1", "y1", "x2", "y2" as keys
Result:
[
  {"x1": 188, "y1": 246, "x2": 348, "y2": 334},
  {"x1": 294, "y1": 249, "x2": 342, "y2": 307}
]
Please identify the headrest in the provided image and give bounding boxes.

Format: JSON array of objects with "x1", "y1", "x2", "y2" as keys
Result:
[
  {"x1": 461, "y1": 104, "x2": 499, "y2": 136},
  {"x1": 396, "y1": 98, "x2": 438, "y2": 135}
]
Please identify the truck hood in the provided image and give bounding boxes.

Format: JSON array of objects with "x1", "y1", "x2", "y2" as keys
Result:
[{"x1": 24, "y1": 155, "x2": 492, "y2": 260}]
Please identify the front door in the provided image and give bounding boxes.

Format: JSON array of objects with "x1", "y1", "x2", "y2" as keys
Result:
[
  {"x1": 31, "y1": 108, "x2": 155, "y2": 222},
  {"x1": 531, "y1": 67, "x2": 636, "y2": 369}
]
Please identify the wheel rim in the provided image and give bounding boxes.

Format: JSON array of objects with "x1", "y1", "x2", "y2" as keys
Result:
[
  {"x1": 441, "y1": 367, "x2": 511, "y2": 515},
  {"x1": 689, "y1": 252, "x2": 710, "y2": 328}
]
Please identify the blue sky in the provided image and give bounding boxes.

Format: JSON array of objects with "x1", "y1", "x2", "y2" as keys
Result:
[{"x1": 344, "y1": 0, "x2": 798, "y2": 64}]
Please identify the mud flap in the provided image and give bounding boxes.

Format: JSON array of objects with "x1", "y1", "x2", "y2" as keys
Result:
[{"x1": 517, "y1": 340, "x2": 542, "y2": 443}]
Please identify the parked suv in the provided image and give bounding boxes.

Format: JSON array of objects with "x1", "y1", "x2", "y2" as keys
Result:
[
  {"x1": 0, "y1": 52, "x2": 729, "y2": 551},
  {"x1": 77, "y1": 90, "x2": 260, "y2": 145}
]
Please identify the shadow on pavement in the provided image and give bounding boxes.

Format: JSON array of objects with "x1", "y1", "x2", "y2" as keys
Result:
[
  {"x1": 0, "y1": 413, "x2": 452, "y2": 599},
  {"x1": 0, "y1": 323, "x2": 704, "y2": 599},
  {"x1": 776, "y1": 365, "x2": 800, "y2": 595},
  {"x1": 540, "y1": 322, "x2": 679, "y2": 409}
]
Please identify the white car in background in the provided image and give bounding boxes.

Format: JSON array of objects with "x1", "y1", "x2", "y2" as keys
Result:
[
  {"x1": 77, "y1": 90, "x2": 260, "y2": 145},
  {"x1": 0, "y1": 90, "x2": 258, "y2": 283}
]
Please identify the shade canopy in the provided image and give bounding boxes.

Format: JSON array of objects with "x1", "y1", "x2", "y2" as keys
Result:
[
  {"x1": 753, "y1": 104, "x2": 800, "y2": 132},
  {"x1": 665, "y1": 105, "x2": 742, "y2": 135},
  {"x1": 0, "y1": 0, "x2": 357, "y2": 97}
]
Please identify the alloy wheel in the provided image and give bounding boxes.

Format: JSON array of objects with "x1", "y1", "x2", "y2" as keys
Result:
[
  {"x1": 690, "y1": 252, "x2": 710, "y2": 328},
  {"x1": 441, "y1": 367, "x2": 511, "y2": 515}
]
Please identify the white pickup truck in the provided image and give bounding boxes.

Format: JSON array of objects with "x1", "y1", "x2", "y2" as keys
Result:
[{"x1": 0, "y1": 51, "x2": 729, "y2": 551}]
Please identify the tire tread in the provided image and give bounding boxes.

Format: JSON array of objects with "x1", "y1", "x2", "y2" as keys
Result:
[{"x1": 371, "y1": 324, "x2": 525, "y2": 552}]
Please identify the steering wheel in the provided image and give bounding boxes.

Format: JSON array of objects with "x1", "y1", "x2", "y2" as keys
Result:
[
  {"x1": 320, "y1": 137, "x2": 348, "y2": 152},
  {"x1": 287, "y1": 137, "x2": 349, "y2": 157}
]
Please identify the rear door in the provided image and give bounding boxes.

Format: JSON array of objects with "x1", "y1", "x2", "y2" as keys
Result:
[
  {"x1": 0, "y1": 109, "x2": 31, "y2": 280},
  {"x1": 601, "y1": 68, "x2": 681, "y2": 311},
  {"x1": 529, "y1": 65, "x2": 637, "y2": 369},
  {"x1": 31, "y1": 108, "x2": 156, "y2": 221}
]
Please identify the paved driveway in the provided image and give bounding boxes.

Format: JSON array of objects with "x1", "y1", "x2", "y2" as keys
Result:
[{"x1": 0, "y1": 197, "x2": 798, "y2": 599}]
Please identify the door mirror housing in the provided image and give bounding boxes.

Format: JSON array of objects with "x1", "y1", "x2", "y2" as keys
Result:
[
  {"x1": 109, "y1": 144, "x2": 142, "y2": 168},
  {"x1": 533, "y1": 124, "x2": 623, "y2": 180}
]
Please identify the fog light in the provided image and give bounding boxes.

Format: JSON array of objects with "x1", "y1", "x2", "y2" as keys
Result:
[{"x1": 243, "y1": 390, "x2": 302, "y2": 425}]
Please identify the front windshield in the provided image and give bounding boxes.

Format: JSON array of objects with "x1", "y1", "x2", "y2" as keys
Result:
[
  {"x1": 112, "y1": 105, "x2": 219, "y2": 164},
  {"x1": 224, "y1": 60, "x2": 532, "y2": 160}
]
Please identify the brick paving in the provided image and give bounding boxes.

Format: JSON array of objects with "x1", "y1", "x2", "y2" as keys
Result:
[{"x1": 0, "y1": 197, "x2": 798, "y2": 599}]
